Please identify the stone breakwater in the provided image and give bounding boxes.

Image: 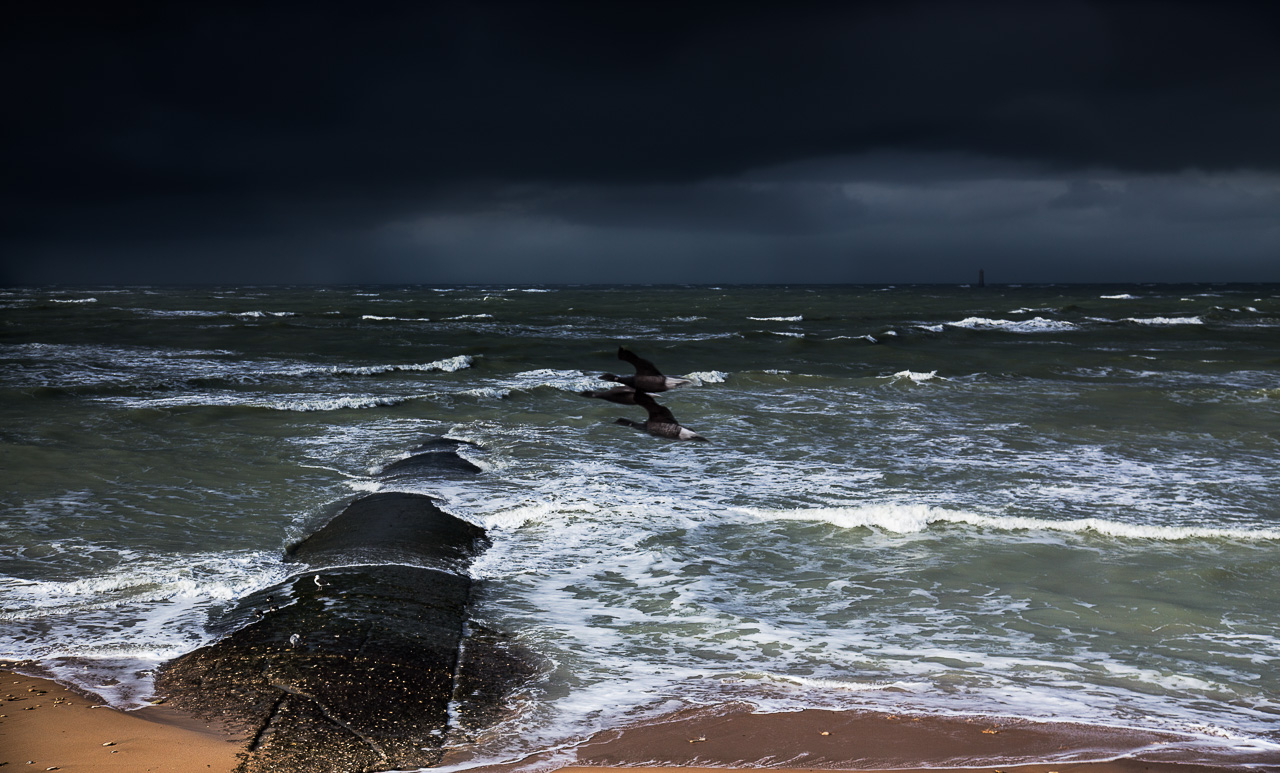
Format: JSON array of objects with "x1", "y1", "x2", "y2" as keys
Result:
[{"x1": 155, "y1": 441, "x2": 538, "y2": 773}]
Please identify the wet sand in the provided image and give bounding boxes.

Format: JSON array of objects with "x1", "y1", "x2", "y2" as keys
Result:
[
  {"x1": 0, "y1": 668, "x2": 241, "y2": 772},
  {"x1": 546, "y1": 703, "x2": 1267, "y2": 773},
  {"x1": 3, "y1": 668, "x2": 1270, "y2": 773}
]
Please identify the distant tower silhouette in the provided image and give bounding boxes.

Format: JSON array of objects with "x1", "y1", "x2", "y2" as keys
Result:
[{"x1": 978, "y1": 269, "x2": 986, "y2": 288}]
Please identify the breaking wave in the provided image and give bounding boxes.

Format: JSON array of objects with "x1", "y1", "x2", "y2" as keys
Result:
[
  {"x1": 927, "y1": 317, "x2": 1079, "y2": 333},
  {"x1": 329, "y1": 355, "x2": 473, "y2": 375},
  {"x1": 1124, "y1": 316, "x2": 1205, "y2": 326},
  {"x1": 737, "y1": 505, "x2": 1280, "y2": 542},
  {"x1": 886, "y1": 370, "x2": 940, "y2": 382}
]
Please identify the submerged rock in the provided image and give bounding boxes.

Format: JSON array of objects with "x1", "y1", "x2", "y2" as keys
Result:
[
  {"x1": 378, "y1": 451, "x2": 483, "y2": 478},
  {"x1": 158, "y1": 564, "x2": 470, "y2": 772},
  {"x1": 156, "y1": 489, "x2": 539, "y2": 773},
  {"x1": 286, "y1": 491, "x2": 488, "y2": 571}
]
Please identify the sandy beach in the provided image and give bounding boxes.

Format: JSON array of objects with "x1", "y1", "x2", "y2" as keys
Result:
[
  {"x1": 0, "y1": 668, "x2": 241, "y2": 772},
  {"x1": 3, "y1": 668, "x2": 1270, "y2": 773}
]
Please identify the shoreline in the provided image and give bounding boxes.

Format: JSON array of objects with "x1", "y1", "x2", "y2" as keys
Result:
[
  {"x1": 3, "y1": 668, "x2": 1275, "y2": 773},
  {"x1": 0, "y1": 666, "x2": 243, "y2": 772}
]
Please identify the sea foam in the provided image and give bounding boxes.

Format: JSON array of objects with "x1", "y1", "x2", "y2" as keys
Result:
[
  {"x1": 887, "y1": 370, "x2": 940, "y2": 382},
  {"x1": 329, "y1": 354, "x2": 474, "y2": 375},
  {"x1": 942, "y1": 316, "x2": 1079, "y2": 333},
  {"x1": 1124, "y1": 316, "x2": 1205, "y2": 326},
  {"x1": 737, "y1": 505, "x2": 1280, "y2": 542}
]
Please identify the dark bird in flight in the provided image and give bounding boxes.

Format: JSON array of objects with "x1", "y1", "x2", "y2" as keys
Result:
[
  {"x1": 580, "y1": 386, "x2": 639, "y2": 404},
  {"x1": 602, "y1": 347, "x2": 692, "y2": 393},
  {"x1": 615, "y1": 391, "x2": 708, "y2": 442}
]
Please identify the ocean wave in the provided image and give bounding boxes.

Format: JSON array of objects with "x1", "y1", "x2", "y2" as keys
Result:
[
  {"x1": 0, "y1": 551, "x2": 284, "y2": 618},
  {"x1": 104, "y1": 393, "x2": 415, "y2": 412},
  {"x1": 50, "y1": 297, "x2": 98, "y2": 303},
  {"x1": 935, "y1": 317, "x2": 1079, "y2": 333},
  {"x1": 446, "y1": 314, "x2": 494, "y2": 320},
  {"x1": 510, "y1": 368, "x2": 605, "y2": 393},
  {"x1": 886, "y1": 370, "x2": 940, "y2": 382},
  {"x1": 329, "y1": 355, "x2": 473, "y2": 375},
  {"x1": 234, "y1": 311, "x2": 296, "y2": 318},
  {"x1": 461, "y1": 386, "x2": 511, "y2": 399},
  {"x1": 270, "y1": 395, "x2": 411, "y2": 412},
  {"x1": 361, "y1": 314, "x2": 432, "y2": 322},
  {"x1": 828, "y1": 334, "x2": 880, "y2": 343},
  {"x1": 738, "y1": 671, "x2": 927, "y2": 693},
  {"x1": 1124, "y1": 316, "x2": 1205, "y2": 326},
  {"x1": 749, "y1": 315, "x2": 804, "y2": 322},
  {"x1": 685, "y1": 370, "x2": 728, "y2": 384},
  {"x1": 736, "y1": 504, "x2": 1280, "y2": 542},
  {"x1": 136, "y1": 309, "x2": 225, "y2": 318},
  {"x1": 0, "y1": 550, "x2": 287, "y2": 708},
  {"x1": 1101, "y1": 294, "x2": 1138, "y2": 300}
]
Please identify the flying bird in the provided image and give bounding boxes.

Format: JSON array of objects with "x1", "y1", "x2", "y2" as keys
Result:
[
  {"x1": 615, "y1": 391, "x2": 708, "y2": 442},
  {"x1": 602, "y1": 347, "x2": 691, "y2": 393}
]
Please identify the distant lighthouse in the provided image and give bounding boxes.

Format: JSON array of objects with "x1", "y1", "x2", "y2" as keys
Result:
[{"x1": 978, "y1": 269, "x2": 985, "y2": 288}]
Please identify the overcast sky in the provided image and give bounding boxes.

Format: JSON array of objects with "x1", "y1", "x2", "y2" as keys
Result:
[{"x1": 3, "y1": 1, "x2": 1279, "y2": 285}]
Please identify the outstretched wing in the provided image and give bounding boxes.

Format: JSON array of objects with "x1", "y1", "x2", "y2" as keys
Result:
[
  {"x1": 633, "y1": 391, "x2": 678, "y2": 424},
  {"x1": 617, "y1": 346, "x2": 663, "y2": 377},
  {"x1": 581, "y1": 386, "x2": 638, "y2": 405}
]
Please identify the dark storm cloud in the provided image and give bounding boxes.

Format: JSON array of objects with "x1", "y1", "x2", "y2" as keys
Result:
[{"x1": 3, "y1": 1, "x2": 1280, "y2": 283}]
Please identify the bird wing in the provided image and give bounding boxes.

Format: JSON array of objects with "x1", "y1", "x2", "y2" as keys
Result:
[
  {"x1": 582, "y1": 386, "x2": 638, "y2": 404},
  {"x1": 633, "y1": 391, "x2": 678, "y2": 424},
  {"x1": 617, "y1": 346, "x2": 663, "y2": 377}
]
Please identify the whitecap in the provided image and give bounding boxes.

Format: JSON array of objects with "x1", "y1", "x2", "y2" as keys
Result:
[
  {"x1": 103, "y1": 393, "x2": 412, "y2": 412},
  {"x1": 461, "y1": 387, "x2": 511, "y2": 399},
  {"x1": 1124, "y1": 316, "x2": 1205, "y2": 326},
  {"x1": 136, "y1": 309, "x2": 224, "y2": 318},
  {"x1": 685, "y1": 370, "x2": 728, "y2": 384},
  {"x1": 273, "y1": 395, "x2": 409, "y2": 412},
  {"x1": 1101, "y1": 294, "x2": 1138, "y2": 300},
  {"x1": 749, "y1": 315, "x2": 804, "y2": 322},
  {"x1": 330, "y1": 354, "x2": 473, "y2": 375},
  {"x1": 736, "y1": 504, "x2": 1280, "y2": 542},
  {"x1": 50, "y1": 297, "x2": 98, "y2": 303},
  {"x1": 507, "y1": 368, "x2": 603, "y2": 393},
  {"x1": 887, "y1": 370, "x2": 940, "y2": 382},
  {"x1": 947, "y1": 317, "x2": 1078, "y2": 333}
]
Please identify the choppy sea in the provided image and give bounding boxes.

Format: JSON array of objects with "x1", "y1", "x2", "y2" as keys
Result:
[{"x1": 2, "y1": 284, "x2": 1278, "y2": 767}]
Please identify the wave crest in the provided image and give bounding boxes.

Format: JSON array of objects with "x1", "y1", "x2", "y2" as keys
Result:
[
  {"x1": 738, "y1": 505, "x2": 1280, "y2": 542},
  {"x1": 330, "y1": 354, "x2": 473, "y2": 375}
]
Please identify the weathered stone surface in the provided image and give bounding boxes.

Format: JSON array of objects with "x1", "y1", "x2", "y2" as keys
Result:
[
  {"x1": 378, "y1": 443, "x2": 483, "y2": 478},
  {"x1": 157, "y1": 565, "x2": 471, "y2": 772},
  {"x1": 286, "y1": 492, "x2": 488, "y2": 571},
  {"x1": 155, "y1": 490, "x2": 533, "y2": 773}
]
